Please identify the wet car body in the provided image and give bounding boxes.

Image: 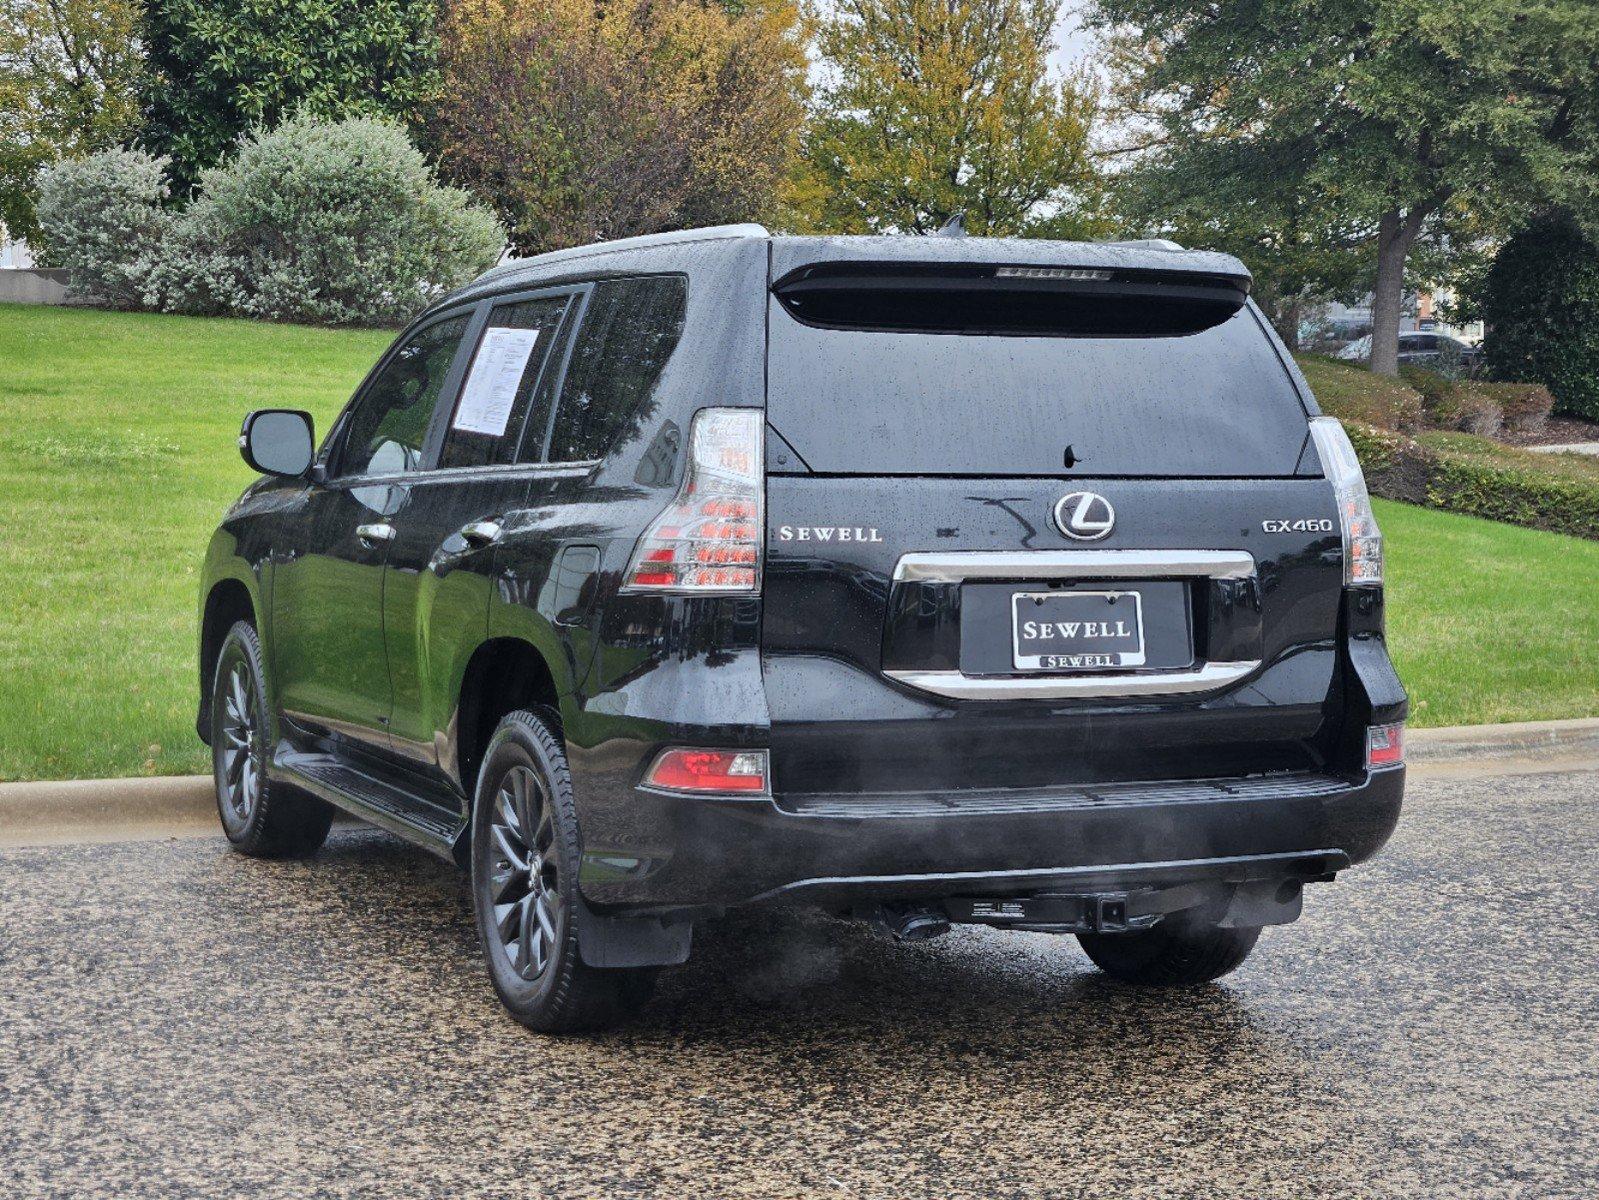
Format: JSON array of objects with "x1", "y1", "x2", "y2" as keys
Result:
[{"x1": 200, "y1": 225, "x2": 1405, "y2": 982}]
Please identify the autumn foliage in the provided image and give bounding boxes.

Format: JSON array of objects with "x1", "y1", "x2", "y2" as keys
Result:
[
  {"x1": 429, "y1": 0, "x2": 807, "y2": 256},
  {"x1": 793, "y1": 0, "x2": 1100, "y2": 237}
]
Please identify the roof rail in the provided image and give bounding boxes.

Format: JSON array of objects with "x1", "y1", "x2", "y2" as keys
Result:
[
  {"x1": 477, "y1": 224, "x2": 770, "y2": 284},
  {"x1": 1102, "y1": 238, "x2": 1186, "y2": 252}
]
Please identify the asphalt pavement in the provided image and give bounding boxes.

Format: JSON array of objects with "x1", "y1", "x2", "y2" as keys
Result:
[{"x1": 1, "y1": 765, "x2": 1595, "y2": 1199}]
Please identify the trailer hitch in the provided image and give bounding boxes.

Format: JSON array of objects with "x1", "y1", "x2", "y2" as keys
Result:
[{"x1": 946, "y1": 891, "x2": 1165, "y2": 934}]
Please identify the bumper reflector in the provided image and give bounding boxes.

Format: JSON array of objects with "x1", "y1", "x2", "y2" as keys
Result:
[
  {"x1": 1366, "y1": 722, "x2": 1404, "y2": 769},
  {"x1": 645, "y1": 748, "x2": 770, "y2": 795}
]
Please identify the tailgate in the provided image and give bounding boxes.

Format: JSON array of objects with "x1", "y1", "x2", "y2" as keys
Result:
[{"x1": 761, "y1": 475, "x2": 1346, "y2": 795}]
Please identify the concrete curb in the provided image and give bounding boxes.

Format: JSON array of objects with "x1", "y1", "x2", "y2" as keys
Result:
[
  {"x1": 0, "y1": 775, "x2": 215, "y2": 847},
  {"x1": 1406, "y1": 717, "x2": 1599, "y2": 763},
  {"x1": 2, "y1": 717, "x2": 1596, "y2": 846}
]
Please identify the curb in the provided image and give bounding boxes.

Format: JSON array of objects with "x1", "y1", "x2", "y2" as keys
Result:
[
  {"x1": 2, "y1": 718, "x2": 1597, "y2": 846},
  {"x1": 1405, "y1": 717, "x2": 1599, "y2": 763},
  {"x1": 0, "y1": 775, "x2": 215, "y2": 847}
]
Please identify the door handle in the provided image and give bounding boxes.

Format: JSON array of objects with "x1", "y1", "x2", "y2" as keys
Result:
[
  {"x1": 459, "y1": 520, "x2": 504, "y2": 549},
  {"x1": 356, "y1": 523, "x2": 396, "y2": 547}
]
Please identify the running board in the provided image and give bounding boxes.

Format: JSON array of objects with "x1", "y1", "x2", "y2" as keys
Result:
[{"x1": 274, "y1": 750, "x2": 465, "y2": 862}]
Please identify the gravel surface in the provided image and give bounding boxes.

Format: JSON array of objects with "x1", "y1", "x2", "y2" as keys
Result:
[{"x1": 1, "y1": 768, "x2": 1595, "y2": 1199}]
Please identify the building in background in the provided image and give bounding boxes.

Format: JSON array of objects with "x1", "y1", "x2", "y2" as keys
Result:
[
  {"x1": 1, "y1": 231, "x2": 36, "y2": 270},
  {"x1": 0, "y1": 229, "x2": 70, "y2": 304}
]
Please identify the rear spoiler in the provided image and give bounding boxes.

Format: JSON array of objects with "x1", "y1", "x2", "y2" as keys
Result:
[{"x1": 771, "y1": 261, "x2": 1250, "y2": 338}]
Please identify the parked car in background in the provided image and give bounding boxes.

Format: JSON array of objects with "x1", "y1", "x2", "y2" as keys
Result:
[
  {"x1": 199, "y1": 226, "x2": 1407, "y2": 1032},
  {"x1": 1336, "y1": 331, "x2": 1484, "y2": 376}
]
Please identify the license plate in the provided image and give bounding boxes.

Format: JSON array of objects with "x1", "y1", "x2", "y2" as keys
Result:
[{"x1": 1011, "y1": 590, "x2": 1145, "y2": 671}]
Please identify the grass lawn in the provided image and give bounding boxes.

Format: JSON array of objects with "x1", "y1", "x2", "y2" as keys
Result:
[
  {"x1": 1376, "y1": 498, "x2": 1599, "y2": 727},
  {"x1": 0, "y1": 306, "x2": 1595, "y2": 780},
  {"x1": 0, "y1": 304, "x2": 390, "y2": 781},
  {"x1": 1295, "y1": 352, "x2": 1423, "y2": 429}
]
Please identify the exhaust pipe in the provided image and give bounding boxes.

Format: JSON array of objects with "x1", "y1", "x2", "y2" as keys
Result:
[{"x1": 859, "y1": 903, "x2": 952, "y2": 942}]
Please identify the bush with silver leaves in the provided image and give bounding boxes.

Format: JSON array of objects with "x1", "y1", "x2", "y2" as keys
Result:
[
  {"x1": 35, "y1": 149, "x2": 174, "y2": 310},
  {"x1": 37, "y1": 116, "x2": 506, "y2": 326},
  {"x1": 161, "y1": 114, "x2": 506, "y2": 325}
]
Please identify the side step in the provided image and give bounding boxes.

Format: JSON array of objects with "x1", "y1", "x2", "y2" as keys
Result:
[{"x1": 275, "y1": 750, "x2": 465, "y2": 862}]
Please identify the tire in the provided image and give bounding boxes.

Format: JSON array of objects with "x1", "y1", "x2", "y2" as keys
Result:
[
  {"x1": 210, "y1": 620, "x2": 333, "y2": 858},
  {"x1": 469, "y1": 708, "x2": 655, "y2": 1033},
  {"x1": 1077, "y1": 910, "x2": 1262, "y2": 987}
]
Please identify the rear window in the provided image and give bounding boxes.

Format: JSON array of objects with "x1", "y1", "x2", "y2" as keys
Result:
[{"x1": 766, "y1": 272, "x2": 1310, "y2": 477}]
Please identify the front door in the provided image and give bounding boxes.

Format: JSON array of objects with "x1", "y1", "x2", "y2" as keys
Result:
[{"x1": 271, "y1": 311, "x2": 473, "y2": 752}]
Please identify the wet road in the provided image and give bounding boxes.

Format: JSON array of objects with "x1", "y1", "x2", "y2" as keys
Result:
[{"x1": 1, "y1": 767, "x2": 1595, "y2": 1199}]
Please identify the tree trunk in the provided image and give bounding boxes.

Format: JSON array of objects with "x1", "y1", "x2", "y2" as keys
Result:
[
  {"x1": 1370, "y1": 210, "x2": 1408, "y2": 376},
  {"x1": 1370, "y1": 203, "x2": 1437, "y2": 376},
  {"x1": 1279, "y1": 298, "x2": 1302, "y2": 352}
]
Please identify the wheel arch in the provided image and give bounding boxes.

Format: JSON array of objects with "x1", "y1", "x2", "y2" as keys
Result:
[
  {"x1": 451, "y1": 636, "x2": 565, "y2": 814},
  {"x1": 197, "y1": 575, "x2": 260, "y2": 744}
]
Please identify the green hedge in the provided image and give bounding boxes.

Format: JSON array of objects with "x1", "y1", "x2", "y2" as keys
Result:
[
  {"x1": 1342, "y1": 421, "x2": 1599, "y2": 541},
  {"x1": 1482, "y1": 212, "x2": 1599, "y2": 421}
]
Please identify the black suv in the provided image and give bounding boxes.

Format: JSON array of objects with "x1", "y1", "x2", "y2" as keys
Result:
[{"x1": 199, "y1": 226, "x2": 1406, "y2": 1030}]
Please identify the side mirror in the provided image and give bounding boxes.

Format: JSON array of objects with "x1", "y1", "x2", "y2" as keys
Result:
[{"x1": 240, "y1": 409, "x2": 314, "y2": 477}]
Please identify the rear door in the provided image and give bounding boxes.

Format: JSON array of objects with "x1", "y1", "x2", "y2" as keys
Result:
[
  {"x1": 381, "y1": 289, "x2": 579, "y2": 771},
  {"x1": 760, "y1": 262, "x2": 1345, "y2": 796}
]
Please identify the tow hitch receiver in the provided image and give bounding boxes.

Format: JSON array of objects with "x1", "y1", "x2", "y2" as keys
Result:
[{"x1": 946, "y1": 892, "x2": 1163, "y2": 934}]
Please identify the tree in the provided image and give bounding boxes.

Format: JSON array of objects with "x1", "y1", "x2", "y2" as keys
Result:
[
  {"x1": 428, "y1": 0, "x2": 807, "y2": 257},
  {"x1": 140, "y1": 0, "x2": 441, "y2": 192},
  {"x1": 1087, "y1": 0, "x2": 1599, "y2": 374},
  {"x1": 1112, "y1": 140, "x2": 1371, "y2": 349},
  {"x1": 0, "y1": 0, "x2": 143, "y2": 244},
  {"x1": 1483, "y1": 211, "x2": 1599, "y2": 419},
  {"x1": 796, "y1": 0, "x2": 1100, "y2": 237}
]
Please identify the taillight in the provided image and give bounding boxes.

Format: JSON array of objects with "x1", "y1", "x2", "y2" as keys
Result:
[
  {"x1": 1366, "y1": 722, "x2": 1404, "y2": 769},
  {"x1": 644, "y1": 748, "x2": 770, "y2": 795},
  {"x1": 1310, "y1": 417, "x2": 1383, "y2": 585},
  {"x1": 622, "y1": 408, "x2": 763, "y2": 592}
]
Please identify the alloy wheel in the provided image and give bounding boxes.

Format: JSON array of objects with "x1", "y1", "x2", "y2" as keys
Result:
[
  {"x1": 489, "y1": 764, "x2": 561, "y2": 981},
  {"x1": 219, "y1": 661, "x2": 261, "y2": 821}
]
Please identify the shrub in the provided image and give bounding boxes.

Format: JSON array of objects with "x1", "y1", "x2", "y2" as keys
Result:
[
  {"x1": 158, "y1": 114, "x2": 505, "y2": 325},
  {"x1": 1342, "y1": 421, "x2": 1427, "y2": 503},
  {"x1": 1422, "y1": 438, "x2": 1599, "y2": 541},
  {"x1": 1482, "y1": 212, "x2": 1599, "y2": 421},
  {"x1": 34, "y1": 149, "x2": 172, "y2": 308},
  {"x1": 1338, "y1": 420, "x2": 1599, "y2": 541},
  {"x1": 1400, "y1": 367, "x2": 1503, "y2": 436},
  {"x1": 1296, "y1": 354, "x2": 1423, "y2": 431},
  {"x1": 1398, "y1": 365, "x2": 1451, "y2": 407},
  {"x1": 1474, "y1": 382, "x2": 1554, "y2": 435}
]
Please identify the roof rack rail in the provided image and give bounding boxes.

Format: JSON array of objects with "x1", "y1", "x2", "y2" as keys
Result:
[
  {"x1": 1102, "y1": 238, "x2": 1187, "y2": 252},
  {"x1": 478, "y1": 224, "x2": 770, "y2": 284}
]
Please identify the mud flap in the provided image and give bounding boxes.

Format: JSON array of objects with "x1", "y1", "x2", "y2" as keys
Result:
[
  {"x1": 573, "y1": 892, "x2": 693, "y2": 968},
  {"x1": 1217, "y1": 879, "x2": 1304, "y2": 928}
]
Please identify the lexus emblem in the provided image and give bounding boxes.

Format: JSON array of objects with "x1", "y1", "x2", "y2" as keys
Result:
[{"x1": 1054, "y1": 491, "x2": 1115, "y2": 541}]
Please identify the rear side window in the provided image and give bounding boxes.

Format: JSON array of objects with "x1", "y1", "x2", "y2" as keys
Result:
[
  {"x1": 545, "y1": 275, "x2": 688, "y2": 463},
  {"x1": 766, "y1": 272, "x2": 1310, "y2": 478},
  {"x1": 438, "y1": 295, "x2": 571, "y2": 470}
]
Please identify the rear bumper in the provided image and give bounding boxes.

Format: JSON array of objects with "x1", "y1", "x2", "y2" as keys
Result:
[{"x1": 575, "y1": 764, "x2": 1405, "y2": 913}]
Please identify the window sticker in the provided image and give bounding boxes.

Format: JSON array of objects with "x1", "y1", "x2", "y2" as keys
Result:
[{"x1": 452, "y1": 327, "x2": 541, "y2": 436}]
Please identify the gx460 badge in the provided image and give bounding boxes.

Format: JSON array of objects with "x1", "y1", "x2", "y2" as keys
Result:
[{"x1": 1262, "y1": 518, "x2": 1335, "y2": 533}]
